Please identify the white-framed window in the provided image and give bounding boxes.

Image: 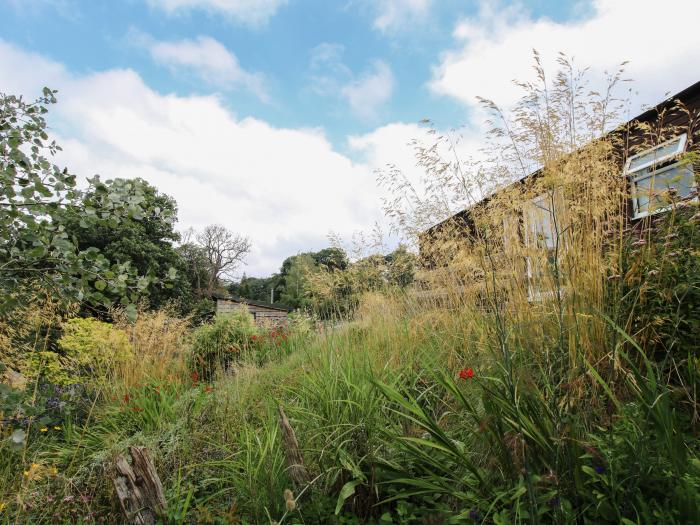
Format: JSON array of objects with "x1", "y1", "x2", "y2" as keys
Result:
[
  {"x1": 625, "y1": 134, "x2": 695, "y2": 219},
  {"x1": 525, "y1": 193, "x2": 557, "y2": 250},
  {"x1": 524, "y1": 193, "x2": 561, "y2": 302}
]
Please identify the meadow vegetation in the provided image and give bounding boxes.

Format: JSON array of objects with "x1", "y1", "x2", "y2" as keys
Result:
[{"x1": 1, "y1": 57, "x2": 699, "y2": 524}]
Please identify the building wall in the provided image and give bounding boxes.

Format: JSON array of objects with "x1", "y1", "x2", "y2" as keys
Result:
[{"x1": 215, "y1": 299, "x2": 288, "y2": 324}]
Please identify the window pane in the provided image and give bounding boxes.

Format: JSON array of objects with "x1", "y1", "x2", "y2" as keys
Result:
[
  {"x1": 526, "y1": 195, "x2": 556, "y2": 249},
  {"x1": 634, "y1": 164, "x2": 695, "y2": 216},
  {"x1": 628, "y1": 136, "x2": 684, "y2": 171}
]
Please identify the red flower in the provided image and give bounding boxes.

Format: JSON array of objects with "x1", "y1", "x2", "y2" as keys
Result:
[
  {"x1": 251, "y1": 335, "x2": 258, "y2": 342},
  {"x1": 204, "y1": 385, "x2": 214, "y2": 393},
  {"x1": 190, "y1": 371, "x2": 199, "y2": 383},
  {"x1": 459, "y1": 367, "x2": 474, "y2": 380},
  {"x1": 131, "y1": 406, "x2": 143, "y2": 413},
  {"x1": 123, "y1": 394, "x2": 130, "y2": 403}
]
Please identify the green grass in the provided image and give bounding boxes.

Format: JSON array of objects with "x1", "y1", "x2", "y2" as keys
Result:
[{"x1": 1, "y1": 288, "x2": 699, "y2": 524}]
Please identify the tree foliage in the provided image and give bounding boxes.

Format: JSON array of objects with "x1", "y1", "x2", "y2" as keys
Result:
[
  {"x1": 63, "y1": 177, "x2": 185, "y2": 311},
  {"x1": 0, "y1": 89, "x2": 162, "y2": 317}
]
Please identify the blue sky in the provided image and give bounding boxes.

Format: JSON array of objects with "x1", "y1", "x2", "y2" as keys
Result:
[
  {"x1": 1, "y1": 0, "x2": 587, "y2": 149},
  {"x1": 1, "y1": 0, "x2": 699, "y2": 275}
]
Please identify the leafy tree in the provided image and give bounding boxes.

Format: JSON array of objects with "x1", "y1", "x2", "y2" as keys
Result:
[
  {"x1": 385, "y1": 244, "x2": 418, "y2": 287},
  {"x1": 228, "y1": 274, "x2": 281, "y2": 303},
  {"x1": 63, "y1": 177, "x2": 185, "y2": 311},
  {"x1": 311, "y1": 247, "x2": 349, "y2": 271},
  {"x1": 0, "y1": 89, "x2": 160, "y2": 317},
  {"x1": 279, "y1": 254, "x2": 316, "y2": 309}
]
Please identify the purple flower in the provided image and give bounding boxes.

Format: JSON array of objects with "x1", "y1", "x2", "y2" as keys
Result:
[
  {"x1": 469, "y1": 508, "x2": 480, "y2": 521},
  {"x1": 595, "y1": 465, "x2": 605, "y2": 474}
]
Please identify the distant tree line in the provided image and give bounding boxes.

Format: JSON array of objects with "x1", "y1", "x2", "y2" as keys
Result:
[{"x1": 229, "y1": 245, "x2": 418, "y2": 318}]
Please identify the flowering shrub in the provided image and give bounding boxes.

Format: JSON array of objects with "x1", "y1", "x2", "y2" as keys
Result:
[{"x1": 189, "y1": 308, "x2": 257, "y2": 379}]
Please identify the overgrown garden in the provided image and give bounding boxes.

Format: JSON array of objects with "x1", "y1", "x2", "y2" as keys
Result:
[{"x1": 1, "y1": 59, "x2": 699, "y2": 524}]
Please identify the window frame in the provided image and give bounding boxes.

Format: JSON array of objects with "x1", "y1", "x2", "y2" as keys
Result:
[
  {"x1": 524, "y1": 194, "x2": 554, "y2": 249},
  {"x1": 629, "y1": 161, "x2": 696, "y2": 219},
  {"x1": 625, "y1": 134, "x2": 687, "y2": 176},
  {"x1": 624, "y1": 133, "x2": 694, "y2": 220}
]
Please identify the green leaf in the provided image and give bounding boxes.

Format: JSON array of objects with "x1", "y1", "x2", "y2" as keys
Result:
[
  {"x1": 124, "y1": 303, "x2": 138, "y2": 323},
  {"x1": 94, "y1": 280, "x2": 107, "y2": 291},
  {"x1": 335, "y1": 479, "x2": 363, "y2": 515}
]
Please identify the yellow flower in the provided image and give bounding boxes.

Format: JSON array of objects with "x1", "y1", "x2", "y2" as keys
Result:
[
  {"x1": 0, "y1": 501, "x2": 6, "y2": 512},
  {"x1": 53, "y1": 426, "x2": 62, "y2": 430},
  {"x1": 39, "y1": 427, "x2": 48, "y2": 432}
]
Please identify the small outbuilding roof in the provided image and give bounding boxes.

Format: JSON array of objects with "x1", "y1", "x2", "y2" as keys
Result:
[{"x1": 211, "y1": 292, "x2": 292, "y2": 312}]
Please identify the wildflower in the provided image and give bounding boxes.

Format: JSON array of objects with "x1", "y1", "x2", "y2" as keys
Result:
[
  {"x1": 647, "y1": 269, "x2": 659, "y2": 277},
  {"x1": 0, "y1": 501, "x2": 6, "y2": 512},
  {"x1": 459, "y1": 367, "x2": 474, "y2": 380},
  {"x1": 251, "y1": 335, "x2": 258, "y2": 342},
  {"x1": 123, "y1": 394, "x2": 130, "y2": 403},
  {"x1": 594, "y1": 465, "x2": 605, "y2": 474},
  {"x1": 204, "y1": 385, "x2": 214, "y2": 393},
  {"x1": 190, "y1": 371, "x2": 199, "y2": 383},
  {"x1": 468, "y1": 508, "x2": 480, "y2": 521},
  {"x1": 39, "y1": 427, "x2": 48, "y2": 433},
  {"x1": 548, "y1": 496, "x2": 561, "y2": 508},
  {"x1": 131, "y1": 406, "x2": 143, "y2": 413}
]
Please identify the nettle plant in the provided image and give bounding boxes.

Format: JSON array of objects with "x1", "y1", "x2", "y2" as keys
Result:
[{"x1": 0, "y1": 88, "x2": 176, "y2": 318}]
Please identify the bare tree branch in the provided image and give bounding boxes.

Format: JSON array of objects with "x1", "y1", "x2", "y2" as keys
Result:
[{"x1": 196, "y1": 224, "x2": 251, "y2": 293}]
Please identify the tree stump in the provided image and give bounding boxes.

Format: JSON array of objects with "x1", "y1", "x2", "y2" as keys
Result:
[
  {"x1": 112, "y1": 446, "x2": 167, "y2": 525},
  {"x1": 278, "y1": 405, "x2": 310, "y2": 487}
]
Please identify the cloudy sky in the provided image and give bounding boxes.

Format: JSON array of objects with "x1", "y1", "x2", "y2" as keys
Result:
[{"x1": 1, "y1": 0, "x2": 698, "y2": 275}]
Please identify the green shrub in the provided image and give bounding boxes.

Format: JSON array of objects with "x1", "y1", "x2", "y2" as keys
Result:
[
  {"x1": 620, "y1": 205, "x2": 700, "y2": 360},
  {"x1": 57, "y1": 317, "x2": 132, "y2": 384},
  {"x1": 190, "y1": 308, "x2": 258, "y2": 378}
]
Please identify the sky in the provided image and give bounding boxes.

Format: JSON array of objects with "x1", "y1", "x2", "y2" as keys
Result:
[{"x1": 1, "y1": 0, "x2": 699, "y2": 276}]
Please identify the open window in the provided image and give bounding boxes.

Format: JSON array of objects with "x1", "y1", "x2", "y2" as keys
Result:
[{"x1": 625, "y1": 134, "x2": 695, "y2": 219}]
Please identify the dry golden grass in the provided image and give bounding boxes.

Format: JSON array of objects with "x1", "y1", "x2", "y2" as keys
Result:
[
  {"x1": 112, "y1": 305, "x2": 191, "y2": 389},
  {"x1": 379, "y1": 52, "x2": 698, "y2": 381}
]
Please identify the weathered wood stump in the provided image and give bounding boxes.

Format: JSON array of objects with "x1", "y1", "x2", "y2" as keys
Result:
[
  {"x1": 112, "y1": 446, "x2": 167, "y2": 525},
  {"x1": 278, "y1": 405, "x2": 310, "y2": 487}
]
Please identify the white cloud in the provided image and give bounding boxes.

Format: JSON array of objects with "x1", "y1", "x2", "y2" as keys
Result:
[
  {"x1": 341, "y1": 60, "x2": 394, "y2": 120},
  {"x1": 144, "y1": 0, "x2": 287, "y2": 26},
  {"x1": 348, "y1": 121, "x2": 486, "y2": 229},
  {"x1": 431, "y1": 0, "x2": 700, "y2": 114},
  {"x1": 137, "y1": 33, "x2": 268, "y2": 101},
  {"x1": 369, "y1": 0, "x2": 434, "y2": 32},
  {"x1": 309, "y1": 45, "x2": 394, "y2": 120},
  {"x1": 0, "y1": 40, "x2": 389, "y2": 275}
]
